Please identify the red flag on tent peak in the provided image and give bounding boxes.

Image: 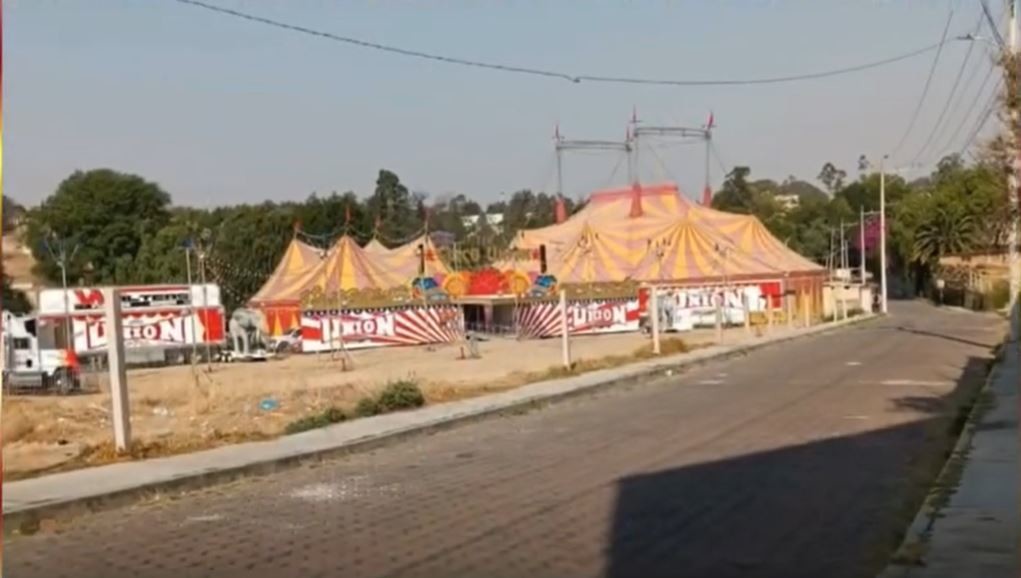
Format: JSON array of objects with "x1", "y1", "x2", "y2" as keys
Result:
[
  {"x1": 555, "y1": 196, "x2": 567, "y2": 224},
  {"x1": 702, "y1": 184, "x2": 713, "y2": 207},
  {"x1": 706, "y1": 111, "x2": 715, "y2": 130},
  {"x1": 629, "y1": 183, "x2": 643, "y2": 218}
]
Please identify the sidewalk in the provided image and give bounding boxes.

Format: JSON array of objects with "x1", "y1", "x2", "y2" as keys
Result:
[
  {"x1": 881, "y1": 345, "x2": 1020, "y2": 577},
  {"x1": 3, "y1": 315, "x2": 873, "y2": 531}
]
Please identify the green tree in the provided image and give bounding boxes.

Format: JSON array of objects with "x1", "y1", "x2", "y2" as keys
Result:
[
  {"x1": 2, "y1": 275, "x2": 32, "y2": 314},
  {"x1": 913, "y1": 202, "x2": 978, "y2": 264},
  {"x1": 711, "y1": 167, "x2": 754, "y2": 213},
  {"x1": 817, "y1": 162, "x2": 847, "y2": 194},
  {"x1": 367, "y1": 170, "x2": 419, "y2": 243},
  {"x1": 27, "y1": 169, "x2": 171, "y2": 284}
]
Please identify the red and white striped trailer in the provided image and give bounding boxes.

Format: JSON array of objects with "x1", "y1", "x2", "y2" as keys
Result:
[{"x1": 36, "y1": 284, "x2": 226, "y2": 361}]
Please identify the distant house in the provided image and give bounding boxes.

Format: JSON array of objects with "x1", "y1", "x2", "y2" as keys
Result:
[
  {"x1": 461, "y1": 213, "x2": 504, "y2": 232},
  {"x1": 774, "y1": 193, "x2": 800, "y2": 211}
]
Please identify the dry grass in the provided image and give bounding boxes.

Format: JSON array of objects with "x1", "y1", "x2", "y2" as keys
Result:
[
  {"x1": 4, "y1": 328, "x2": 748, "y2": 478},
  {"x1": 2, "y1": 401, "x2": 36, "y2": 444}
]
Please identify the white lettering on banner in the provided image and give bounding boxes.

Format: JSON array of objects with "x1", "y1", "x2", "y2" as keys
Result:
[
  {"x1": 326, "y1": 314, "x2": 397, "y2": 341},
  {"x1": 667, "y1": 286, "x2": 763, "y2": 312},
  {"x1": 569, "y1": 304, "x2": 626, "y2": 330},
  {"x1": 79, "y1": 314, "x2": 201, "y2": 350}
]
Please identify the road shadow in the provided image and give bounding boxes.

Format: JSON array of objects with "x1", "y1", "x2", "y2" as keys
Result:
[{"x1": 605, "y1": 356, "x2": 991, "y2": 578}]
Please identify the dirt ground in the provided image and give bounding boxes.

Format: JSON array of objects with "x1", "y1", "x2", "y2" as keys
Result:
[{"x1": 2, "y1": 327, "x2": 755, "y2": 478}]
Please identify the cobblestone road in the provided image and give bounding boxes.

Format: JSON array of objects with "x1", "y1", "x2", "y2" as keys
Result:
[{"x1": 4, "y1": 303, "x2": 1004, "y2": 578}]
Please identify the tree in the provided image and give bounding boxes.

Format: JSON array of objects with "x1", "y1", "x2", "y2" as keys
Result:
[
  {"x1": 367, "y1": 170, "x2": 419, "y2": 243},
  {"x1": 913, "y1": 203, "x2": 978, "y2": 264},
  {"x1": 2, "y1": 276, "x2": 32, "y2": 314},
  {"x1": 712, "y1": 167, "x2": 754, "y2": 213},
  {"x1": 27, "y1": 169, "x2": 171, "y2": 284},
  {"x1": 2, "y1": 196, "x2": 26, "y2": 230},
  {"x1": 817, "y1": 162, "x2": 847, "y2": 194}
]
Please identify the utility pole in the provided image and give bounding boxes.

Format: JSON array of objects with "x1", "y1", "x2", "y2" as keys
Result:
[
  {"x1": 44, "y1": 234, "x2": 80, "y2": 350},
  {"x1": 839, "y1": 219, "x2": 845, "y2": 273},
  {"x1": 859, "y1": 205, "x2": 866, "y2": 284},
  {"x1": 183, "y1": 240, "x2": 200, "y2": 369},
  {"x1": 1008, "y1": 0, "x2": 1020, "y2": 340},
  {"x1": 880, "y1": 155, "x2": 889, "y2": 315}
]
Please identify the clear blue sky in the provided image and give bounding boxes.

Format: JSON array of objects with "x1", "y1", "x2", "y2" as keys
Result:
[{"x1": 5, "y1": 0, "x2": 1005, "y2": 207}]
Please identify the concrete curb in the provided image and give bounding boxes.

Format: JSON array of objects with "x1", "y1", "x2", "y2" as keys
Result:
[
  {"x1": 3, "y1": 314, "x2": 877, "y2": 532},
  {"x1": 876, "y1": 338, "x2": 1015, "y2": 578}
]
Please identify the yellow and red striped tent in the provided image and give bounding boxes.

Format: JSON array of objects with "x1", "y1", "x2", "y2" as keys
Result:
[
  {"x1": 249, "y1": 238, "x2": 325, "y2": 334},
  {"x1": 250, "y1": 236, "x2": 408, "y2": 335},
  {"x1": 372, "y1": 234, "x2": 450, "y2": 280},
  {"x1": 501, "y1": 183, "x2": 822, "y2": 284},
  {"x1": 362, "y1": 238, "x2": 391, "y2": 256}
]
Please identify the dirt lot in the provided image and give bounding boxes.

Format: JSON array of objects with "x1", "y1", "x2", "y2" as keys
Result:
[{"x1": 2, "y1": 328, "x2": 761, "y2": 478}]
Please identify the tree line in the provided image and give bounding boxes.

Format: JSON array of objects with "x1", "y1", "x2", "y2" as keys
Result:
[
  {"x1": 4, "y1": 150, "x2": 1004, "y2": 313},
  {"x1": 8, "y1": 168, "x2": 577, "y2": 312}
]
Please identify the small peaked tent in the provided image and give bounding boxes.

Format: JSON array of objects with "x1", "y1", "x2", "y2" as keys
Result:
[
  {"x1": 303, "y1": 235, "x2": 405, "y2": 294},
  {"x1": 248, "y1": 238, "x2": 326, "y2": 335},
  {"x1": 249, "y1": 238, "x2": 325, "y2": 305},
  {"x1": 363, "y1": 238, "x2": 391, "y2": 256},
  {"x1": 373, "y1": 234, "x2": 450, "y2": 281}
]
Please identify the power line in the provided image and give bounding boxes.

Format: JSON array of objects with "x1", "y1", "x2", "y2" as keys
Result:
[
  {"x1": 939, "y1": 60, "x2": 999, "y2": 156},
  {"x1": 957, "y1": 80, "x2": 1002, "y2": 155},
  {"x1": 174, "y1": 0, "x2": 952, "y2": 88},
  {"x1": 891, "y1": 5, "x2": 957, "y2": 159},
  {"x1": 979, "y1": 0, "x2": 1006, "y2": 47},
  {"x1": 911, "y1": 10, "x2": 984, "y2": 165}
]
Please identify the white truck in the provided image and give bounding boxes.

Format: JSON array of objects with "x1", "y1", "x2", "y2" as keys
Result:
[{"x1": 1, "y1": 311, "x2": 80, "y2": 394}]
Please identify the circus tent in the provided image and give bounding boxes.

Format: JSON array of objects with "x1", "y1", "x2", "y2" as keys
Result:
[
  {"x1": 362, "y1": 238, "x2": 391, "y2": 256},
  {"x1": 371, "y1": 234, "x2": 451, "y2": 280},
  {"x1": 249, "y1": 235, "x2": 412, "y2": 335},
  {"x1": 499, "y1": 182, "x2": 823, "y2": 284}
]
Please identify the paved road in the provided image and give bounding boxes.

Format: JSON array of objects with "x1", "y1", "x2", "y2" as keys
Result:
[{"x1": 5, "y1": 303, "x2": 1004, "y2": 578}]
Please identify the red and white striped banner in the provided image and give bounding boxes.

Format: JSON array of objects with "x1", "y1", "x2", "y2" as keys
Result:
[
  {"x1": 300, "y1": 306, "x2": 463, "y2": 352},
  {"x1": 63, "y1": 308, "x2": 226, "y2": 353},
  {"x1": 515, "y1": 299, "x2": 640, "y2": 339}
]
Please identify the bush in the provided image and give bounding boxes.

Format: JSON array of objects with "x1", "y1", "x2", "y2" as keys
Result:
[
  {"x1": 284, "y1": 405, "x2": 347, "y2": 435},
  {"x1": 354, "y1": 397, "x2": 380, "y2": 418},
  {"x1": 376, "y1": 379, "x2": 426, "y2": 412}
]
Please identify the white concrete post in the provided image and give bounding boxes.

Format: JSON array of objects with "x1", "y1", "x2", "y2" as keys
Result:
[
  {"x1": 714, "y1": 292, "x2": 724, "y2": 343},
  {"x1": 103, "y1": 287, "x2": 131, "y2": 452},
  {"x1": 766, "y1": 295, "x2": 774, "y2": 335},
  {"x1": 840, "y1": 289, "x2": 848, "y2": 321},
  {"x1": 742, "y1": 292, "x2": 751, "y2": 336},
  {"x1": 802, "y1": 294, "x2": 811, "y2": 327},
  {"x1": 559, "y1": 290, "x2": 571, "y2": 369},
  {"x1": 650, "y1": 286, "x2": 661, "y2": 355},
  {"x1": 786, "y1": 293, "x2": 794, "y2": 331}
]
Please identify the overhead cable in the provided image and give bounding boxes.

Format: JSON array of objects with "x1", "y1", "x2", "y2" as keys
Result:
[
  {"x1": 891, "y1": 6, "x2": 957, "y2": 159},
  {"x1": 173, "y1": 0, "x2": 953, "y2": 88}
]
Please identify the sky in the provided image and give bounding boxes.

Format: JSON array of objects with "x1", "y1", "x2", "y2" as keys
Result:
[{"x1": 5, "y1": 0, "x2": 1008, "y2": 208}]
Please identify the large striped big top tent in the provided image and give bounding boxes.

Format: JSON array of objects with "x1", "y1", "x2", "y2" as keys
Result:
[{"x1": 500, "y1": 182, "x2": 823, "y2": 284}]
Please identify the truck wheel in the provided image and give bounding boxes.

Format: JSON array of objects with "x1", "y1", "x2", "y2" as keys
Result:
[{"x1": 54, "y1": 369, "x2": 74, "y2": 396}]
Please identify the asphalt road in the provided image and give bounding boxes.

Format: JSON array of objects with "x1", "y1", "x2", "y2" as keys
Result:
[{"x1": 5, "y1": 302, "x2": 1004, "y2": 578}]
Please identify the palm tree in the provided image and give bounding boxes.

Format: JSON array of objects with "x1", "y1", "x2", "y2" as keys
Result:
[{"x1": 913, "y1": 204, "x2": 978, "y2": 265}]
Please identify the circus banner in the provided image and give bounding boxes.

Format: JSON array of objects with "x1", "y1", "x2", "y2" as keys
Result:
[
  {"x1": 300, "y1": 305, "x2": 463, "y2": 352},
  {"x1": 638, "y1": 281, "x2": 783, "y2": 330},
  {"x1": 515, "y1": 299, "x2": 640, "y2": 339},
  {"x1": 64, "y1": 308, "x2": 226, "y2": 353}
]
